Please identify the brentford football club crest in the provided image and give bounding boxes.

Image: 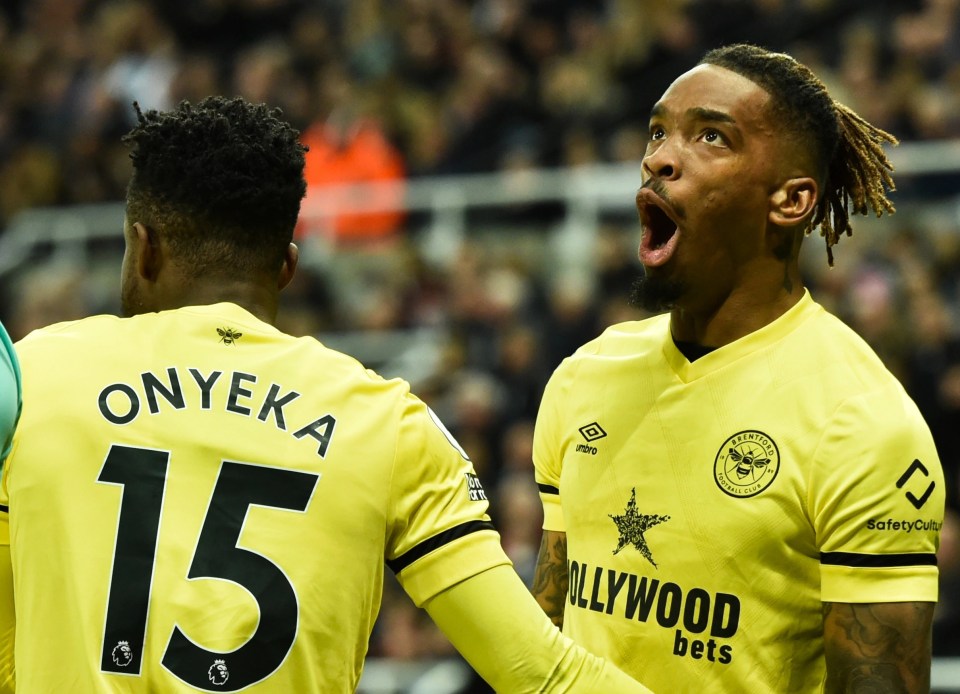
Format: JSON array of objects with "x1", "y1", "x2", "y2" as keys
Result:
[{"x1": 714, "y1": 430, "x2": 780, "y2": 498}]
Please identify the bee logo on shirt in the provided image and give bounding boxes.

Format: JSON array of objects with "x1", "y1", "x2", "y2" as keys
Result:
[
  {"x1": 729, "y1": 449, "x2": 770, "y2": 479},
  {"x1": 714, "y1": 431, "x2": 780, "y2": 498},
  {"x1": 111, "y1": 640, "x2": 133, "y2": 667},
  {"x1": 217, "y1": 327, "x2": 243, "y2": 345},
  {"x1": 208, "y1": 659, "x2": 229, "y2": 686}
]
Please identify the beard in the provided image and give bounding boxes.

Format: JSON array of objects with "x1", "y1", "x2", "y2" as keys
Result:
[{"x1": 628, "y1": 271, "x2": 685, "y2": 313}]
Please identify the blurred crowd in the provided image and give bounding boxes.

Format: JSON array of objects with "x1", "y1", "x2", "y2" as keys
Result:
[
  {"x1": 2, "y1": 0, "x2": 960, "y2": 229},
  {"x1": 1, "y1": 0, "x2": 959, "y2": 680}
]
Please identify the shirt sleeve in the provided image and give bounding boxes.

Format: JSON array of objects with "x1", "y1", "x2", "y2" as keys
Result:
[
  {"x1": 533, "y1": 366, "x2": 569, "y2": 532},
  {"x1": 424, "y1": 564, "x2": 654, "y2": 693},
  {"x1": 810, "y1": 386, "x2": 944, "y2": 603},
  {"x1": 386, "y1": 395, "x2": 511, "y2": 606}
]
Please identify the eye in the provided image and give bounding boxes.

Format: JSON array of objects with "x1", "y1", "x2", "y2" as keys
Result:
[
  {"x1": 701, "y1": 129, "x2": 726, "y2": 146},
  {"x1": 649, "y1": 125, "x2": 665, "y2": 140}
]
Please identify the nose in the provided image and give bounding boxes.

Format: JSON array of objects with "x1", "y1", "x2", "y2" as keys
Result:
[{"x1": 642, "y1": 140, "x2": 679, "y2": 181}]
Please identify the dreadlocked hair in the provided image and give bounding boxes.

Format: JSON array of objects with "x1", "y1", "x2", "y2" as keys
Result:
[
  {"x1": 701, "y1": 44, "x2": 897, "y2": 266},
  {"x1": 122, "y1": 96, "x2": 307, "y2": 276}
]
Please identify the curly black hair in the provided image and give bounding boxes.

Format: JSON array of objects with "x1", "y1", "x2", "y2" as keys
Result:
[
  {"x1": 701, "y1": 44, "x2": 897, "y2": 266},
  {"x1": 122, "y1": 96, "x2": 307, "y2": 276}
]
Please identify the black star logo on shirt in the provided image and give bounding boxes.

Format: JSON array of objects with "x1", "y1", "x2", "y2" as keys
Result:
[{"x1": 610, "y1": 488, "x2": 670, "y2": 568}]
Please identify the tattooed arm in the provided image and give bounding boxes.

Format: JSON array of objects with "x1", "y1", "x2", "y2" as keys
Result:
[
  {"x1": 822, "y1": 601, "x2": 934, "y2": 693},
  {"x1": 532, "y1": 530, "x2": 568, "y2": 629}
]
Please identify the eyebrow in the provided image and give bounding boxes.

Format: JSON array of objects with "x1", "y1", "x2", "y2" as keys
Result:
[
  {"x1": 649, "y1": 104, "x2": 736, "y2": 125},
  {"x1": 688, "y1": 107, "x2": 736, "y2": 125}
]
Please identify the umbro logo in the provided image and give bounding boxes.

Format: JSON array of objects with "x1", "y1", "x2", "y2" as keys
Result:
[
  {"x1": 579, "y1": 422, "x2": 607, "y2": 442},
  {"x1": 576, "y1": 422, "x2": 606, "y2": 455}
]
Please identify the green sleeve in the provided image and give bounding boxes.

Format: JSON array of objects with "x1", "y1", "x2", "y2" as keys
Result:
[{"x1": 0, "y1": 322, "x2": 20, "y2": 463}]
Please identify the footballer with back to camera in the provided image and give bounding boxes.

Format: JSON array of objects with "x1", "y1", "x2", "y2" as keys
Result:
[
  {"x1": 531, "y1": 44, "x2": 945, "y2": 693},
  {"x1": 0, "y1": 96, "x2": 654, "y2": 692}
]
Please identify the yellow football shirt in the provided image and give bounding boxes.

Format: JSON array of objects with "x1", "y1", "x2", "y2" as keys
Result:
[
  {"x1": 534, "y1": 292, "x2": 944, "y2": 693},
  {"x1": 1, "y1": 303, "x2": 508, "y2": 693}
]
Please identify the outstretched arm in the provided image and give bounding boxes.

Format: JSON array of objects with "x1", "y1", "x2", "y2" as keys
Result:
[
  {"x1": 424, "y1": 563, "x2": 652, "y2": 693},
  {"x1": 823, "y1": 601, "x2": 933, "y2": 693},
  {"x1": 532, "y1": 529, "x2": 568, "y2": 629}
]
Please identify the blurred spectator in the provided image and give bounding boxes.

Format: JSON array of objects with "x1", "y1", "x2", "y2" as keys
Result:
[
  {"x1": 297, "y1": 66, "x2": 406, "y2": 244},
  {"x1": 493, "y1": 420, "x2": 542, "y2": 586},
  {"x1": 542, "y1": 269, "x2": 601, "y2": 371},
  {"x1": 7, "y1": 267, "x2": 92, "y2": 339}
]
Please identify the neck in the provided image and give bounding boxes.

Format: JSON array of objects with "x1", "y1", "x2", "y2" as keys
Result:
[
  {"x1": 670, "y1": 269, "x2": 805, "y2": 347},
  {"x1": 153, "y1": 274, "x2": 281, "y2": 325}
]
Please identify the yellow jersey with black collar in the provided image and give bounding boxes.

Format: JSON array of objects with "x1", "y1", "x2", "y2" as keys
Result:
[
  {"x1": 1, "y1": 303, "x2": 507, "y2": 693},
  {"x1": 534, "y1": 291, "x2": 944, "y2": 692}
]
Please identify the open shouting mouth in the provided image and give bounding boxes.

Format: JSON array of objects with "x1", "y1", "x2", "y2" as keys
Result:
[{"x1": 636, "y1": 188, "x2": 681, "y2": 268}]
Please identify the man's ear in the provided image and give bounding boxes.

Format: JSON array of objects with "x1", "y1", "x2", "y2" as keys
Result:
[
  {"x1": 768, "y1": 177, "x2": 818, "y2": 229},
  {"x1": 278, "y1": 242, "x2": 299, "y2": 291},
  {"x1": 133, "y1": 222, "x2": 161, "y2": 282}
]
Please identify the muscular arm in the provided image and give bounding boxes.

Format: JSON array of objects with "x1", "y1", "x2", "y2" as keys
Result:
[
  {"x1": 823, "y1": 602, "x2": 934, "y2": 694},
  {"x1": 532, "y1": 530, "x2": 568, "y2": 629}
]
